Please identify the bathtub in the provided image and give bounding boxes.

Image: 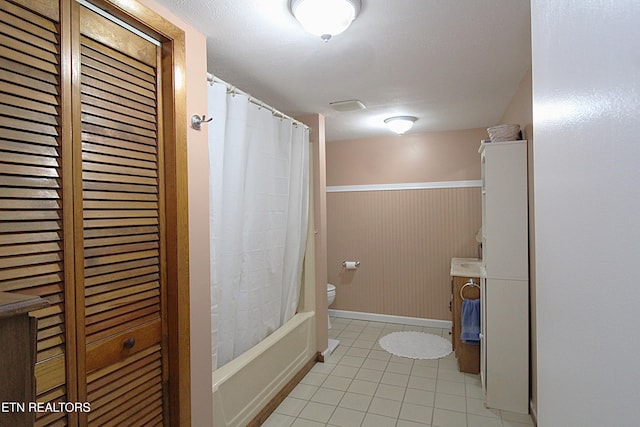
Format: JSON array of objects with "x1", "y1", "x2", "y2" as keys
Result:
[{"x1": 212, "y1": 311, "x2": 316, "y2": 426}]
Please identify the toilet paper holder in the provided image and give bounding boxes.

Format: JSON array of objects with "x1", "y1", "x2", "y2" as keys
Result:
[{"x1": 342, "y1": 261, "x2": 360, "y2": 269}]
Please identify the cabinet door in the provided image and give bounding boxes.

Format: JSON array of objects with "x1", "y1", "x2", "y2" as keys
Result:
[
  {"x1": 482, "y1": 142, "x2": 528, "y2": 279},
  {"x1": 484, "y1": 278, "x2": 529, "y2": 413},
  {"x1": 453, "y1": 276, "x2": 480, "y2": 374}
]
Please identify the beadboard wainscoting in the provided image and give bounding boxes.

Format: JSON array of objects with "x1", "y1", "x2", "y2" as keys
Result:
[{"x1": 326, "y1": 184, "x2": 481, "y2": 321}]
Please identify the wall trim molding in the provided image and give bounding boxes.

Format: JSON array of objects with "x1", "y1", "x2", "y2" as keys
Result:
[
  {"x1": 530, "y1": 399, "x2": 538, "y2": 426},
  {"x1": 326, "y1": 180, "x2": 481, "y2": 193},
  {"x1": 328, "y1": 309, "x2": 453, "y2": 329}
]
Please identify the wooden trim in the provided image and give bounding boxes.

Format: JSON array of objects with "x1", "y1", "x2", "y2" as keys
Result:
[
  {"x1": 68, "y1": 6, "x2": 86, "y2": 425},
  {"x1": 247, "y1": 355, "x2": 319, "y2": 427},
  {"x1": 61, "y1": 2, "x2": 80, "y2": 426},
  {"x1": 163, "y1": 35, "x2": 191, "y2": 427},
  {"x1": 155, "y1": 44, "x2": 171, "y2": 423},
  {"x1": 99, "y1": 1, "x2": 190, "y2": 425}
]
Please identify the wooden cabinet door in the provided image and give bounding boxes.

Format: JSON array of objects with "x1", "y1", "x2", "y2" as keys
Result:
[{"x1": 452, "y1": 276, "x2": 480, "y2": 374}]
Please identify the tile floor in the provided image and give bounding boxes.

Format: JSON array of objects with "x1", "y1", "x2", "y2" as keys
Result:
[{"x1": 264, "y1": 317, "x2": 534, "y2": 427}]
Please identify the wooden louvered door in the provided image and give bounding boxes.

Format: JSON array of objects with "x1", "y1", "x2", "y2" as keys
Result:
[
  {"x1": 0, "y1": 0, "x2": 188, "y2": 425},
  {"x1": 77, "y1": 3, "x2": 167, "y2": 426},
  {"x1": 0, "y1": 1, "x2": 77, "y2": 425}
]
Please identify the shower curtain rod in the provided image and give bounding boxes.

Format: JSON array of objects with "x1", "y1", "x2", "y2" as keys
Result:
[{"x1": 207, "y1": 73, "x2": 309, "y2": 130}]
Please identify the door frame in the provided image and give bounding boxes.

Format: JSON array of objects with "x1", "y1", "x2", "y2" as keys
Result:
[{"x1": 87, "y1": 0, "x2": 191, "y2": 424}]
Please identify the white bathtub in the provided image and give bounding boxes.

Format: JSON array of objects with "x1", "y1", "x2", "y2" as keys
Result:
[{"x1": 212, "y1": 311, "x2": 316, "y2": 426}]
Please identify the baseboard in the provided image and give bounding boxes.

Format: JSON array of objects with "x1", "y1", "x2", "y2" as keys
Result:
[
  {"x1": 530, "y1": 399, "x2": 538, "y2": 426},
  {"x1": 328, "y1": 309, "x2": 452, "y2": 329},
  {"x1": 320, "y1": 339, "x2": 341, "y2": 361},
  {"x1": 319, "y1": 347, "x2": 329, "y2": 362}
]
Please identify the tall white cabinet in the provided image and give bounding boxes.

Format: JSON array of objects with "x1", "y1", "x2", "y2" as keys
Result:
[{"x1": 479, "y1": 140, "x2": 529, "y2": 414}]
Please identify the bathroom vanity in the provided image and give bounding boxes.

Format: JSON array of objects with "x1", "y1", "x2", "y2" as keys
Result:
[{"x1": 450, "y1": 258, "x2": 482, "y2": 374}]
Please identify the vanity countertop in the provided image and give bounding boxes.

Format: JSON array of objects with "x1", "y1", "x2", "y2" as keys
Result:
[{"x1": 450, "y1": 258, "x2": 483, "y2": 278}]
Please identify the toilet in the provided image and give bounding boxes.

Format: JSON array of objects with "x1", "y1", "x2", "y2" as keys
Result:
[
  {"x1": 327, "y1": 283, "x2": 336, "y2": 306},
  {"x1": 327, "y1": 284, "x2": 336, "y2": 329},
  {"x1": 326, "y1": 284, "x2": 340, "y2": 354}
]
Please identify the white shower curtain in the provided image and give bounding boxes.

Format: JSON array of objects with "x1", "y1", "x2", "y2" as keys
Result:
[{"x1": 208, "y1": 82, "x2": 310, "y2": 368}]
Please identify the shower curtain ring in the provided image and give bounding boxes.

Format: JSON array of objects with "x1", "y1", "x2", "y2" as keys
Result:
[{"x1": 191, "y1": 114, "x2": 213, "y2": 131}]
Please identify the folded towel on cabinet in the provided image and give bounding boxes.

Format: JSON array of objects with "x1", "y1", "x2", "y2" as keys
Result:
[{"x1": 461, "y1": 298, "x2": 481, "y2": 345}]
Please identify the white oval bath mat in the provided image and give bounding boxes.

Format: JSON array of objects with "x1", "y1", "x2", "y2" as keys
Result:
[{"x1": 379, "y1": 331, "x2": 452, "y2": 360}]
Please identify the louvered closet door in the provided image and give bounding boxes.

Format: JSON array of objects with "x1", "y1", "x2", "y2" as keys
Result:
[
  {"x1": 0, "y1": 1, "x2": 77, "y2": 426},
  {"x1": 1, "y1": 1, "x2": 169, "y2": 425},
  {"x1": 78, "y1": 4, "x2": 167, "y2": 426}
]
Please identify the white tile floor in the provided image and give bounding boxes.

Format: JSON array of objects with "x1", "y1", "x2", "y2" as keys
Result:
[{"x1": 264, "y1": 317, "x2": 534, "y2": 427}]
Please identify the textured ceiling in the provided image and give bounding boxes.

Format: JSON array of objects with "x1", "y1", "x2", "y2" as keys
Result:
[{"x1": 151, "y1": 0, "x2": 531, "y2": 141}]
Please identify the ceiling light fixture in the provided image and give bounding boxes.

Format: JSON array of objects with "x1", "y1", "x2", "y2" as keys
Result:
[
  {"x1": 290, "y1": 0, "x2": 361, "y2": 42},
  {"x1": 384, "y1": 116, "x2": 417, "y2": 135}
]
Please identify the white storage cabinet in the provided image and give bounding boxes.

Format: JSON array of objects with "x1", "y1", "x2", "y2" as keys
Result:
[{"x1": 479, "y1": 140, "x2": 529, "y2": 414}]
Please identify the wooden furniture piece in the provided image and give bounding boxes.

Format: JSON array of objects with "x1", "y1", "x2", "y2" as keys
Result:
[
  {"x1": 479, "y1": 140, "x2": 529, "y2": 414},
  {"x1": 450, "y1": 258, "x2": 482, "y2": 374},
  {"x1": 0, "y1": 292, "x2": 49, "y2": 427}
]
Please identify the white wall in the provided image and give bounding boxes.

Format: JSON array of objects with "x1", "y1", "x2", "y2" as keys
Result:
[{"x1": 532, "y1": 1, "x2": 640, "y2": 426}]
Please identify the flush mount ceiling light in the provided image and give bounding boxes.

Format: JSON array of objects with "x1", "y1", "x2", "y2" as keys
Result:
[
  {"x1": 290, "y1": 0, "x2": 361, "y2": 42},
  {"x1": 384, "y1": 116, "x2": 417, "y2": 135}
]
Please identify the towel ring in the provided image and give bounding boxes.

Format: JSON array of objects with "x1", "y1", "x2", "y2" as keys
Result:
[{"x1": 460, "y1": 279, "x2": 479, "y2": 300}]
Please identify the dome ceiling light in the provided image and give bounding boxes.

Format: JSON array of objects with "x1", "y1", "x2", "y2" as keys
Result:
[
  {"x1": 384, "y1": 116, "x2": 418, "y2": 135},
  {"x1": 290, "y1": 0, "x2": 361, "y2": 42}
]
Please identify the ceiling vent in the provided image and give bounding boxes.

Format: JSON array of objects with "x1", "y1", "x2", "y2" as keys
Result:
[{"x1": 330, "y1": 99, "x2": 366, "y2": 112}]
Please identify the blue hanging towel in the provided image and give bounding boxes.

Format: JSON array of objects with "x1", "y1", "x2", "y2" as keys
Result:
[{"x1": 461, "y1": 298, "x2": 481, "y2": 345}]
